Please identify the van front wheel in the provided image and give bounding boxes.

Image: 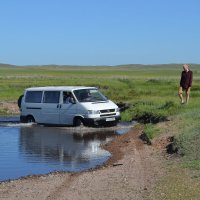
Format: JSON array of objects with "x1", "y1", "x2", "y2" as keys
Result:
[{"x1": 74, "y1": 117, "x2": 84, "y2": 127}]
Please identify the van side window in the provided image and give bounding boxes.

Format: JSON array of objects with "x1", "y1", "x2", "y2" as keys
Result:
[
  {"x1": 25, "y1": 91, "x2": 43, "y2": 103},
  {"x1": 43, "y1": 91, "x2": 60, "y2": 103},
  {"x1": 63, "y1": 91, "x2": 74, "y2": 104}
]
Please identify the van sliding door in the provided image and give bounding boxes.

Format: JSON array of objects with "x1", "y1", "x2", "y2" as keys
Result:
[{"x1": 40, "y1": 91, "x2": 61, "y2": 124}]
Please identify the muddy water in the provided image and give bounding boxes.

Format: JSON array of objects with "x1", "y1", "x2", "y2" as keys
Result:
[{"x1": 0, "y1": 119, "x2": 134, "y2": 182}]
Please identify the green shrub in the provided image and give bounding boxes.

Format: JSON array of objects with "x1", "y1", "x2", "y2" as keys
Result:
[
  {"x1": 121, "y1": 100, "x2": 179, "y2": 123},
  {"x1": 174, "y1": 131, "x2": 200, "y2": 160}
]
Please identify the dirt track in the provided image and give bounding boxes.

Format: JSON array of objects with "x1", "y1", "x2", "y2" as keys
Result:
[{"x1": 0, "y1": 125, "x2": 164, "y2": 200}]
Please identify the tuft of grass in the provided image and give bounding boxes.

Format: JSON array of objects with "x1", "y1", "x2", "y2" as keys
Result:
[
  {"x1": 143, "y1": 123, "x2": 161, "y2": 139},
  {"x1": 121, "y1": 100, "x2": 179, "y2": 124},
  {"x1": 182, "y1": 161, "x2": 200, "y2": 170},
  {"x1": 169, "y1": 107, "x2": 200, "y2": 168}
]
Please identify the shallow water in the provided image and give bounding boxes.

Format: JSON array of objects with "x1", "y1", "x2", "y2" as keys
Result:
[{"x1": 0, "y1": 119, "x2": 134, "y2": 182}]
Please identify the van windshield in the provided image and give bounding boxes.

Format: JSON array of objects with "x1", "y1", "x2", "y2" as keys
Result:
[{"x1": 73, "y1": 89, "x2": 107, "y2": 103}]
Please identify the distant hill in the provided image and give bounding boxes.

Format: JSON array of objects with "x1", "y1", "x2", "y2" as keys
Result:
[
  {"x1": 0, "y1": 63, "x2": 17, "y2": 67},
  {"x1": 0, "y1": 63, "x2": 199, "y2": 69}
]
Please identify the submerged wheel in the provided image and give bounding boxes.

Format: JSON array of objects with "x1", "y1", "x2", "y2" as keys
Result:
[
  {"x1": 74, "y1": 117, "x2": 84, "y2": 127},
  {"x1": 26, "y1": 115, "x2": 35, "y2": 123}
]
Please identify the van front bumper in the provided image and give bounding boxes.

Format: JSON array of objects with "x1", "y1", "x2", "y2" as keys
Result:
[{"x1": 84, "y1": 116, "x2": 121, "y2": 126}]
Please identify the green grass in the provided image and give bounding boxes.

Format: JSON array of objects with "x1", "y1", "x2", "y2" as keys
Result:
[
  {"x1": 121, "y1": 100, "x2": 180, "y2": 124},
  {"x1": 143, "y1": 123, "x2": 161, "y2": 139},
  {"x1": 0, "y1": 63, "x2": 200, "y2": 171},
  {"x1": 172, "y1": 106, "x2": 200, "y2": 169},
  {"x1": 155, "y1": 165, "x2": 200, "y2": 200}
]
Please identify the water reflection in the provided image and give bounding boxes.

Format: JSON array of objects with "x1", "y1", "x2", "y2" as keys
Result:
[
  {"x1": 0, "y1": 126, "x2": 114, "y2": 181},
  {"x1": 0, "y1": 121, "x2": 134, "y2": 181},
  {"x1": 19, "y1": 126, "x2": 113, "y2": 165}
]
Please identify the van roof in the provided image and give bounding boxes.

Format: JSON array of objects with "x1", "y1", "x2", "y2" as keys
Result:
[{"x1": 25, "y1": 86, "x2": 97, "y2": 91}]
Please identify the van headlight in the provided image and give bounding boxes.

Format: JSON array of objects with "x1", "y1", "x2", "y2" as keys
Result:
[
  {"x1": 88, "y1": 110, "x2": 100, "y2": 114},
  {"x1": 116, "y1": 108, "x2": 120, "y2": 112}
]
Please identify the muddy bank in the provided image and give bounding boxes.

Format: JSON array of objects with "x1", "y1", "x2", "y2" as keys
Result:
[{"x1": 0, "y1": 125, "x2": 164, "y2": 200}]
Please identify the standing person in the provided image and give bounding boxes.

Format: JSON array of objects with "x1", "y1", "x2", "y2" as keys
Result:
[{"x1": 178, "y1": 64, "x2": 193, "y2": 104}]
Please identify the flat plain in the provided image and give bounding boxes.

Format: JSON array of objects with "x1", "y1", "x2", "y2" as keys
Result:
[{"x1": 0, "y1": 64, "x2": 200, "y2": 199}]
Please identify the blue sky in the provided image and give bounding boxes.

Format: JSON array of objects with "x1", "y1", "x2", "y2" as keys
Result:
[{"x1": 0, "y1": 0, "x2": 200, "y2": 65}]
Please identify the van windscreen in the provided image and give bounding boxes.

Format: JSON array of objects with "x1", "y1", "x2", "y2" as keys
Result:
[{"x1": 73, "y1": 89, "x2": 107, "y2": 103}]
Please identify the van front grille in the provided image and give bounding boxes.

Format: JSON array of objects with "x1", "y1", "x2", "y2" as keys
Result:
[
  {"x1": 100, "y1": 109, "x2": 115, "y2": 113},
  {"x1": 100, "y1": 113, "x2": 116, "y2": 117}
]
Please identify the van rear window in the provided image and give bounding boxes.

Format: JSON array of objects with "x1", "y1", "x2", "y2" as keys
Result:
[{"x1": 25, "y1": 91, "x2": 43, "y2": 103}]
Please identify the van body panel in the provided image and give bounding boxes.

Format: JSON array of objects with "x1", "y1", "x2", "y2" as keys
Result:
[
  {"x1": 39, "y1": 103, "x2": 60, "y2": 124},
  {"x1": 80, "y1": 100, "x2": 117, "y2": 111},
  {"x1": 59, "y1": 103, "x2": 77, "y2": 125},
  {"x1": 21, "y1": 101, "x2": 42, "y2": 123}
]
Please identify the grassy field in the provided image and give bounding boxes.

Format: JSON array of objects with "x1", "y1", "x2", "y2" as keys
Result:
[{"x1": 0, "y1": 63, "x2": 200, "y2": 198}]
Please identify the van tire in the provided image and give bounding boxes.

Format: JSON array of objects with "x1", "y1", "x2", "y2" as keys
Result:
[
  {"x1": 17, "y1": 95, "x2": 24, "y2": 108},
  {"x1": 74, "y1": 117, "x2": 84, "y2": 127},
  {"x1": 26, "y1": 115, "x2": 35, "y2": 123}
]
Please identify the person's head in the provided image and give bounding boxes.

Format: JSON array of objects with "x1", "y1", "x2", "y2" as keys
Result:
[{"x1": 183, "y1": 64, "x2": 189, "y2": 72}]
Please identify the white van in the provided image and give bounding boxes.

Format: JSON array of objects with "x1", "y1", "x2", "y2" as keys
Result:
[{"x1": 19, "y1": 86, "x2": 121, "y2": 126}]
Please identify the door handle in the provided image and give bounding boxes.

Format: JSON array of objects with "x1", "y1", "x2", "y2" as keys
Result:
[{"x1": 57, "y1": 104, "x2": 62, "y2": 109}]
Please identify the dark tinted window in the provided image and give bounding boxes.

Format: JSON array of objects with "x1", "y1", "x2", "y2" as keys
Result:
[
  {"x1": 43, "y1": 91, "x2": 60, "y2": 103},
  {"x1": 25, "y1": 91, "x2": 43, "y2": 103}
]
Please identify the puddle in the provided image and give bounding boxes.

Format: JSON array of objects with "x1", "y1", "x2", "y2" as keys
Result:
[{"x1": 0, "y1": 117, "x2": 135, "y2": 182}]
